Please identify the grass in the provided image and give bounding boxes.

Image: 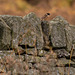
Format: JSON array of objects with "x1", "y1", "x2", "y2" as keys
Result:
[{"x1": 68, "y1": 46, "x2": 74, "y2": 75}]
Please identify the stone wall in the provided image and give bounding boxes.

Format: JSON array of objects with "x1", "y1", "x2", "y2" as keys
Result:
[{"x1": 0, "y1": 13, "x2": 75, "y2": 75}]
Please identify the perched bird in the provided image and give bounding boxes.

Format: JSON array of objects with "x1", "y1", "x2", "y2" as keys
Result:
[
  {"x1": 41, "y1": 13, "x2": 51, "y2": 49},
  {"x1": 41, "y1": 13, "x2": 50, "y2": 20}
]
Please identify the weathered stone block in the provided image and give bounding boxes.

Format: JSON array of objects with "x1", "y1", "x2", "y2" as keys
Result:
[
  {"x1": 50, "y1": 16, "x2": 67, "y2": 48},
  {"x1": 41, "y1": 21, "x2": 50, "y2": 46},
  {"x1": 24, "y1": 48, "x2": 37, "y2": 55},
  {"x1": 70, "y1": 25, "x2": 75, "y2": 44},
  {"x1": 0, "y1": 13, "x2": 44, "y2": 50},
  {"x1": 0, "y1": 18, "x2": 11, "y2": 50},
  {"x1": 24, "y1": 54, "x2": 41, "y2": 63},
  {"x1": 20, "y1": 12, "x2": 44, "y2": 49},
  {"x1": 54, "y1": 49, "x2": 70, "y2": 58},
  {"x1": 0, "y1": 15, "x2": 24, "y2": 49},
  {"x1": 57, "y1": 58, "x2": 75, "y2": 66},
  {"x1": 65, "y1": 24, "x2": 72, "y2": 52}
]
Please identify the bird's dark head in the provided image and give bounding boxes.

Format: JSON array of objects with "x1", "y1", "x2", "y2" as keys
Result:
[
  {"x1": 41, "y1": 13, "x2": 51, "y2": 20},
  {"x1": 46, "y1": 13, "x2": 50, "y2": 15}
]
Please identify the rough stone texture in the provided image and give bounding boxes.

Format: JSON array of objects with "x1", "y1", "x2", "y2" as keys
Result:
[
  {"x1": 0, "y1": 50, "x2": 75, "y2": 75},
  {"x1": 20, "y1": 12, "x2": 44, "y2": 49},
  {"x1": 50, "y1": 16, "x2": 67, "y2": 48},
  {"x1": 0, "y1": 50, "x2": 15, "y2": 58},
  {"x1": 27, "y1": 69, "x2": 40, "y2": 75},
  {"x1": 0, "y1": 15, "x2": 24, "y2": 49},
  {"x1": 0, "y1": 14, "x2": 75, "y2": 75},
  {"x1": 54, "y1": 49, "x2": 70, "y2": 58},
  {"x1": 0, "y1": 18, "x2": 11, "y2": 50},
  {"x1": 70, "y1": 25, "x2": 75, "y2": 44},
  {"x1": 72, "y1": 50, "x2": 75, "y2": 57},
  {"x1": 65, "y1": 24, "x2": 72, "y2": 52},
  {"x1": 57, "y1": 58, "x2": 75, "y2": 67},
  {"x1": 41, "y1": 16, "x2": 73, "y2": 52},
  {"x1": 0, "y1": 13, "x2": 44, "y2": 51},
  {"x1": 70, "y1": 25, "x2": 75, "y2": 55},
  {"x1": 24, "y1": 48, "x2": 37, "y2": 55},
  {"x1": 41, "y1": 21, "x2": 50, "y2": 46},
  {"x1": 68, "y1": 25, "x2": 75, "y2": 56},
  {"x1": 64, "y1": 67, "x2": 75, "y2": 75},
  {"x1": 37, "y1": 49, "x2": 47, "y2": 57},
  {"x1": 24, "y1": 54, "x2": 41, "y2": 63}
]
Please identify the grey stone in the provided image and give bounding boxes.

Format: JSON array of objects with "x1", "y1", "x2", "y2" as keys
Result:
[
  {"x1": 44, "y1": 51, "x2": 57, "y2": 59},
  {"x1": 0, "y1": 15, "x2": 24, "y2": 49},
  {"x1": 40, "y1": 67, "x2": 75, "y2": 75},
  {"x1": 33, "y1": 63, "x2": 49, "y2": 72},
  {"x1": 27, "y1": 69, "x2": 40, "y2": 75},
  {"x1": 65, "y1": 24, "x2": 72, "y2": 52},
  {"x1": 49, "y1": 67, "x2": 64, "y2": 75},
  {"x1": 0, "y1": 18, "x2": 11, "y2": 50},
  {"x1": 0, "y1": 13, "x2": 44, "y2": 52},
  {"x1": 70, "y1": 25, "x2": 75, "y2": 54},
  {"x1": 40, "y1": 67, "x2": 64, "y2": 75},
  {"x1": 37, "y1": 49, "x2": 46, "y2": 57},
  {"x1": 21, "y1": 12, "x2": 44, "y2": 49},
  {"x1": 40, "y1": 59, "x2": 57, "y2": 67},
  {"x1": 70, "y1": 25, "x2": 75, "y2": 44},
  {"x1": 67, "y1": 25, "x2": 75, "y2": 55},
  {"x1": 57, "y1": 58, "x2": 75, "y2": 66},
  {"x1": 54, "y1": 49, "x2": 70, "y2": 58},
  {"x1": 24, "y1": 54, "x2": 41, "y2": 63},
  {"x1": 64, "y1": 67, "x2": 75, "y2": 75},
  {"x1": 72, "y1": 49, "x2": 75, "y2": 57},
  {"x1": 50, "y1": 16, "x2": 67, "y2": 48},
  {"x1": 0, "y1": 50, "x2": 15, "y2": 58},
  {"x1": 41, "y1": 21, "x2": 50, "y2": 46},
  {"x1": 0, "y1": 14, "x2": 75, "y2": 75},
  {"x1": 0, "y1": 54, "x2": 26, "y2": 75},
  {"x1": 24, "y1": 48, "x2": 37, "y2": 56}
]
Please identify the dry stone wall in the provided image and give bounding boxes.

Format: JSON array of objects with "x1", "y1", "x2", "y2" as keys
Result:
[{"x1": 0, "y1": 12, "x2": 75, "y2": 75}]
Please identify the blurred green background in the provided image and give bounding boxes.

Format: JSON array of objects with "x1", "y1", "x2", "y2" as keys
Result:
[{"x1": 0, "y1": 0, "x2": 75, "y2": 24}]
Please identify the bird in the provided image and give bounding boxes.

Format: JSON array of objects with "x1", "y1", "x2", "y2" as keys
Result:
[
  {"x1": 41, "y1": 13, "x2": 51, "y2": 49},
  {"x1": 41, "y1": 13, "x2": 50, "y2": 21}
]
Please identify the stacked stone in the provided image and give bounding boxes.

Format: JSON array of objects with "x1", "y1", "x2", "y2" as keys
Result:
[{"x1": 0, "y1": 13, "x2": 75, "y2": 75}]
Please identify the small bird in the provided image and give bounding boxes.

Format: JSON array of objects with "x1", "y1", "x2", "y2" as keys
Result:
[
  {"x1": 41, "y1": 13, "x2": 51, "y2": 49},
  {"x1": 41, "y1": 13, "x2": 50, "y2": 20}
]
